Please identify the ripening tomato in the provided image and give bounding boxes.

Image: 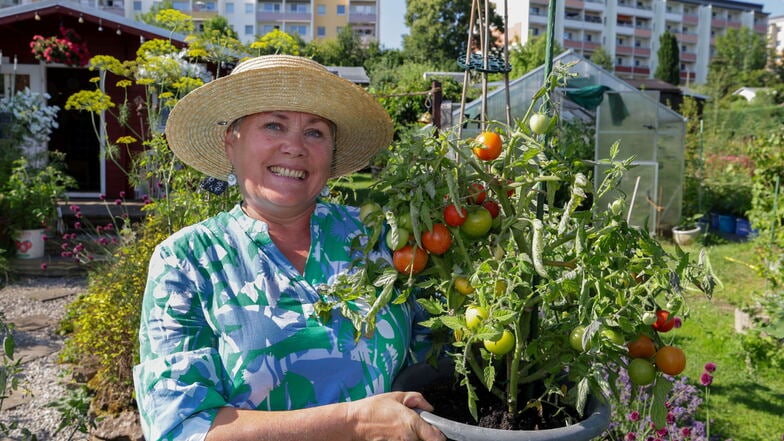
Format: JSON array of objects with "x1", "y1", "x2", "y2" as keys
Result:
[
  {"x1": 655, "y1": 346, "x2": 686, "y2": 375},
  {"x1": 628, "y1": 358, "x2": 656, "y2": 385},
  {"x1": 467, "y1": 183, "x2": 487, "y2": 205},
  {"x1": 528, "y1": 112, "x2": 551, "y2": 135},
  {"x1": 422, "y1": 223, "x2": 452, "y2": 255},
  {"x1": 473, "y1": 132, "x2": 503, "y2": 161},
  {"x1": 460, "y1": 207, "x2": 493, "y2": 239},
  {"x1": 393, "y1": 245, "x2": 428, "y2": 275},
  {"x1": 652, "y1": 310, "x2": 675, "y2": 333},
  {"x1": 454, "y1": 276, "x2": 475, "y2": 295},
  {"x1": 483, "y1": 330, "x2": 515, "y2": 355},
  {"x1": 602, "y1": 328, "x2": 625, "y2": 346},
  {"x1": 481, "y1": 200, "x2": 500, "y2": 218},
  {"x1": 627, "y1": 334, "x2": 656, "y2": 359},
  {"x1": 359, "y1": 202, "x2": 382, "y2": 224},
  {"x1": 443, "y1": 204, "x2": 468, "y2": 227},
  {"x1": 569, "y1": 326, "x2": 590, "y2": 351},
  {"x1": 465, "y1": 305, "x2": 488, "y2": 330}
]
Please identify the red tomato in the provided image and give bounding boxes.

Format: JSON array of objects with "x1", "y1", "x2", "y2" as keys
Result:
[
  {"x1": 443, "y1": 204, "x2": 468, "y2": 227},
  {"x1": 473, "y1": 132, "x2": 502, "y2": 161},
  {"x1": 467, "y1": 183, "x2": 487, "y2": 205},
  {"x1": 393, "y1": 245, "x2": 428, "y2": 275},
  {"x1": 655, "y1": 346, "x2": 686, "y2": 375},
  {"x1": 627, "y1": 334, "x2": 656, "y2": 359},
  {"x1": 652, "y1": 310, "x2": 675, "y2": 333},
  {"x1": 481, "y1": 200, "x2": 500, "y2": 218},
  {"x1": 422, "y1": 223, "x2": 452, "y2": 255}
]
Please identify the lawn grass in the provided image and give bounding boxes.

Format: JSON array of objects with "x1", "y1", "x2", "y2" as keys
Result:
[{"x1": 670, "y1": 238, "x2": 784, "y2": 441}]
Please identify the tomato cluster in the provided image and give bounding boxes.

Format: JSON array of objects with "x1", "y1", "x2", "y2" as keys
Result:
[{"x1": 624, "y1": 309, "x2": 687, "y2": 385}]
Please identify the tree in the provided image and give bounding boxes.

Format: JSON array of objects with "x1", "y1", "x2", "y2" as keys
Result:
[
  {"x1": 305, "y1": 26, "x2": 381, "y2": 67},
  {"x1": 655, "y1": 31, "x2": 680, "y2": 85},
  {"x1": 707, "y1": 27, "x2": 769, "y2": 97},
  {"x1": 403, "y1": 0, "x2": 504, "y2": 69},
  {"x1": 508, "y1": 36, "x2": 563, "y2": 78},
  {"x1": 590, "y1": 47, "x2": 613, "y2": 71},
  {"x1": 251, "y1": 29, "x2": 302, "y2": 56}
]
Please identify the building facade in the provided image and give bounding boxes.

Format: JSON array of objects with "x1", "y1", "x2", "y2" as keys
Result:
[
  {"x1": 769, "y1": 14, "x2": 784, "y2": 64},
  {"x1": 498, "y1": 0, "x2": 769, "y2": 85}
]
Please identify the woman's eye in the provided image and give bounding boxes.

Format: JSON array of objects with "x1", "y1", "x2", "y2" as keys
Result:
[
  {"x1": 263, "y1": 122, "x2": 282, "y2": 131},
  {"x1": 305, "y1": 128, "x2": 325, "y2": 138}
]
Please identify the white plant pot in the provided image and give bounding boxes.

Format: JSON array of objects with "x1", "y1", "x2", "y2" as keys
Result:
[
  {"x1": 672, "y1": 225, "x2": 701, "y2": 246},
  {"x1": 14, "y1": 228, "x2": 46, "y2": 259}
]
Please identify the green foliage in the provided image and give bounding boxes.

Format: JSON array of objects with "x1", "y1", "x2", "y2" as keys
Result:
[
  {"x1": 508, "y1": 36, "x2": 564, "y2": 79},
  {"x1": 747, "y1": 128, "x2": 784, "y2": 245},
  {"x1": 707, "y1": 27, "x2": 770, "y2": 97},
  {"x1": 589, "y1": 47, "x2": 613, "y2": 71},
  {"x1": 0, "y1": 315, "x2": 37, "y2": 440},
  {"x1": 46, "y1": 384, "x2": 95, "y2": 437},
  {"x1": 403, "y1": 0, "x2": 504, "y2": 69},
  {"x1": 654, "y1": 31, "x2": 680, "y2": 86},
  {"x1": 306, "y1": 25, "x2": 381, "y2": 67},
  {"x1": 251, "y1": 29, "x2": 302, "y2": 56}
]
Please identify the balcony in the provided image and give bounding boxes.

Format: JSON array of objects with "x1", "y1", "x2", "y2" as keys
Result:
[
  {"x1": 565, "y1": 0, "x2": 584, "y2": 7},
  {"x1": 682, "y1": 14, "x2": 698, "y2": 25},
  {"x1": 676, "y1": 32, "x2": 698, "y2": 44},
  {"x1": 711, "y1": 18, "x2": 727, "y2": 27},
  {"x1": 681, "y1": 52, "x2": 697, "y2": 62},
  {"x1": 349, "y1": 12, "x2": 376, "y2": 24},
  {"x1": 616, "y1": 45, "x2": 634, "y2": 55},
  {"x1": 635, "y1": 27, "x2": 651, "y2": 38},
  {"x1": 257, "y1": 11, "x2": 312, "y2": 21}
]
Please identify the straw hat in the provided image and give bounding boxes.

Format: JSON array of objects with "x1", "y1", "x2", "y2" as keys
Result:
[{"x1": 165, "y1": 55, "x2": 393, "y2": 179}]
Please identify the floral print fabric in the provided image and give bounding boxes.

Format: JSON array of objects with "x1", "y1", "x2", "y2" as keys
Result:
[{"x1": 133, "y1": 202, "x2": 429, "y2": 441}]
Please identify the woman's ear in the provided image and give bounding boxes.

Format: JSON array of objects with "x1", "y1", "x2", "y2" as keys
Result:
[{"x1": 224, "y1": 127, "x2": 236, "y2": 163}]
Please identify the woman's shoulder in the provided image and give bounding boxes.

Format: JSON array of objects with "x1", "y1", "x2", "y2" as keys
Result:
[{"x1": 157, "y1": 206, "x2": 239, "y2": 250}]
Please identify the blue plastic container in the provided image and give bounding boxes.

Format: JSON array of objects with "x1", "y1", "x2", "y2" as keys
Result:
[
  {"x1": 718, "y1": 215, "x2": 736, "y2": 234},
  {"x1": 735, "y1": 218, "x2": 751, "y2": 237},
  {"x1": 710, "y1": 213, "x2": 720, "y2": 230}
]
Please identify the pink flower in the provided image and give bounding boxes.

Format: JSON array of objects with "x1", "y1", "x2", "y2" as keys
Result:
[
  {"x1": 628, "y1": 411, "x2": 640, "y2": 422},
  {"x1": 119, "y1": 191, "x2": 126, "y2": 198},
  {"x1": 673, "y1": 317, "x2": 682, "y2": 328},
  {"x1": 115, "y1": 198, "x2": 123, "y2": 205},
  {"x1": 625, "y1": 433, "x2": 637, "y2": 441},
  {"x1": 704, "y1": 362, "x2": 717, "y2": 373},
  {"x1": 40, "y1": 262, "x2": 48, "y2": 270},
  {"x1": 700, "y1": 372, "x2": 713, "y2": 386}
]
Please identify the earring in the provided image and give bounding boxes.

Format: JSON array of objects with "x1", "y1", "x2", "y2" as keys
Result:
[
  {"x1": 320, "y1": 186, "x2": 330, "y2": 197},
  {"x1": 227, "y1": 172, "x2": 237, "y2": 186}
]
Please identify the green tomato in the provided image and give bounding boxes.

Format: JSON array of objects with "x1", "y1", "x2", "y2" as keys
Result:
[
  {"x1": 465, "y1": 305, "x2": 488, "y2": 330},
  {"x1": 483, "y1": 330, "x2": 515, "y2": 355},
  {"x1": 460, "y1": 208, "x2": 493, "y2": 239},
  {"x1": 569, "y1": 325, "x2": 590, "y2": 351},
  {"x1": 642, "y1": 312, "x2": 657, "y2": 326},
  {"x1": 397, "y1": 211, "x2": 414, "y2": 231},
  {"x1": 359, "y1": 202, "x2": 382, "y2": 224},
  {"x1": 528, "y1": 113, "x2": 551, "y2": 135},
  {"x1": 385, "y1": 227, "x2": 410, "y2": 251},
  {"x1": 628, "y1": 358, "x2": 657, "y2": 385},
  {"x1": 602, "y1": 328, "x2": 625, "y2": 346}
]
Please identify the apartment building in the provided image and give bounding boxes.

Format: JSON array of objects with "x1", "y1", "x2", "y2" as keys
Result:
[
  {"x1": 0, "y1": 0, "x2": 380, "y2": 44},
  {"x1": 770, "y1": 14, "x2": 784, "y2": 63},
  {"x1": 497, "y1": 0, "x2": 769, "y2": 85}
]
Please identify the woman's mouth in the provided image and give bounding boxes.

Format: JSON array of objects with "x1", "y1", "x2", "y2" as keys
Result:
[{"x1": 269, "y1": 166, "x2": 307, "y2": 180}]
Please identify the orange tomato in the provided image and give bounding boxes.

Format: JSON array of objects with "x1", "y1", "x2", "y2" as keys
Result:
[
  {"x1": 655, "y1": 346, "x2": 686, "y2": 375},
  {"x1": 627, "y1": 334, "x2": 656, "y2": 359},
  {"x1": 392, "y1": 245, "x2": 429, "y2": 275},
  {"x1": 473, "y1": 132, "x2": 502, "y2": 161}
]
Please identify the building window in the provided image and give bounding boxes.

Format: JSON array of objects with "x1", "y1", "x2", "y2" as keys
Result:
[
  {"x1": 245, "y1": 25, "x2": 254, "y2": 35},
  {"x1": 245, "y1": 3, "x2": 254, "y2": 13},
  {"x1": 336, "y1": 26, "x2": 343, "y2": 34},
  {"x1": 617, "y1": 57, "x2": 623, "y2": 65},
  {"x1": 317, "y1": 4, "x2": 325, "y2": 15},
  {"x1": 133, "y1": 0, "x2": 141, "y2": 10},
  {"x1": 337, "y1": 4, "x2": 346, "y2": 15},
  {"x1": 261, "y1": 24, "x2": 277, "y2": 34},
  {"x1": 285, "y1": 24, "x2": 308, "y2": 36},
  {"x1": 586, "y1": 34, "x2": 592, "y2": 42},
  {"x1": 317, "y1": 26, "x2": 326, "y2": 37},
  {"x1": 287, "y1": 3, "x2": 308, "y2": 13},
  {"x1": 225, "y1": 2, "x2": 234, "y2": 13},
  {"x1": 173, "y1": 1, "x2": 188, "y2": 11},
  {"x1": 532, "y1": 27, "x2": 540, "y2": 36},
  {"x1": 564, "y1": 32, "x2": 573, "y2": 40}
]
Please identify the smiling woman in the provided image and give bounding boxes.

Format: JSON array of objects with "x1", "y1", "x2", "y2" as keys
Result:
[{"x1": 132, "y1": 55, "x2": 445, "y2": 441}]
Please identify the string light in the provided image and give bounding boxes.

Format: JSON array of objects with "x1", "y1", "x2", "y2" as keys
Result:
[
  {"x1": 116, "y1": 27, "x2": 121, "y2": 35},
  {"x1": 78, "y1": 14, "x2": 84, "y2": 23},
  {"x1": 139, "y1": 35, "x2": 145, "y2": 44},
  {"x1": 34, "y1": 12, "x2": 41, "y2": 20},
  {"x1": 98, "y1": 18, "x2": 103, "y2": 31}
]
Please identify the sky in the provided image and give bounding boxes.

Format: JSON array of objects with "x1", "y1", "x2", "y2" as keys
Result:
[{"x1": 379, "y1": 0, "x2": 784, "y2": 50}]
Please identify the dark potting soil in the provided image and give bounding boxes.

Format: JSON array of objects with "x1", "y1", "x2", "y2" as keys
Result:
[{"x1": 420, "y1": 378, "x2": 582, "y2": 431}]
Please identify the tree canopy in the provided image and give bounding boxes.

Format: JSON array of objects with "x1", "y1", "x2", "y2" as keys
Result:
[
  {"x1": 707, "y1": 27, "x2": 769, "y2": 97},
  {"x1": 508, "y1": 36, "x2": 563, "y2": 79},
  {"x1": 655, "y1": 31, "x2": 680, "y2": 85}
]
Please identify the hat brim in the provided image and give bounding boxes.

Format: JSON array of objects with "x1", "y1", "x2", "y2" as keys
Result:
[{"x1": 165, "y1": 57, "x2": 393, "y2": 179}]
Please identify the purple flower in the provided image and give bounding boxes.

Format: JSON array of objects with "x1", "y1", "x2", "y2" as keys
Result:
[
  {"x1": 115, "y1": 198, "x2": 123, "y2": 205},
  {"x1": 40, "y1": 262, "x2": 48, "y2": 270},
  {"x1": 625, "y1": 433, "x2": 637, "y2": 441},
  {"x1": 69, "y1": 204, "x2": 80, "y2": 212},
  {"x1": 681, "y1": 427, "x2": 691, "y2": 437},
  {"x1": 41, "y1": 234, "x2": 48, "y2": 241},
  {"x1": 673, "y1": 317, "x2": 682, "y2": 328},
  {"x1": 74, "y1": 222, "x2": 82, "y2": 230},
  {"x1": 704, "y1": 362, "x2": 716, "y2": 373},
  {"x1": 76, "y1": 212, "x2": 83, "y2": 219},
  {"x1": 99, "y1": 193, "x2": 106, "y2": 200},
  {"x1": 700, "y1": 372, "x2": 713, "y2": 386},
  {"x1": 628, "y1": 411, "x2": 640, "y2": 422},
  {"x1": 119, "y1": 191, "x2": 126, "y2": 198}
]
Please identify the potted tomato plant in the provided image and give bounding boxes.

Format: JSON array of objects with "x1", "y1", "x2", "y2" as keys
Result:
[{"x1": 318, "y1": 74, "x2": 716, "y2": 439}]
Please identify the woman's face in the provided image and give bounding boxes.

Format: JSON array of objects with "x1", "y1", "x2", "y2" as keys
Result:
[{"x1": 225, "y1": 111, "x2": 335, "y2": 220}]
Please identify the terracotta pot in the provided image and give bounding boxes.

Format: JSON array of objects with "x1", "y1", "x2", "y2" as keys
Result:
[{"x1": 392, "y1": 360, "x2": 611, "y2": 441}]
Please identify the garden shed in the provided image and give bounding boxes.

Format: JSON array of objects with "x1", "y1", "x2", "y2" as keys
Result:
[{"x1": 452, "y1": 51, "x2": 686, "y2": 233}]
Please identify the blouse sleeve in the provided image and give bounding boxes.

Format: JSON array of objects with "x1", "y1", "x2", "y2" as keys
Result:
[{"x1": 132, "y1": 240, "x2": 227, "y2": 441}]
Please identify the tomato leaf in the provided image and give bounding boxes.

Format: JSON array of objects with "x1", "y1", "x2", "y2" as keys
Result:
[{"x1": 650, "y1": 377, "x2": 674, "y2": 429}]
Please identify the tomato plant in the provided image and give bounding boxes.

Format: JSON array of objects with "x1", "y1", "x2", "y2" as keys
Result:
[
  {"x1": 473, "y1": 132, "x2": 503, "y2": 161},
  {"x1": 601, "y1": 328, "x2": 624, "y2": 346},
  {"x1": 655, "y1": 346, "x2": 686, "y2": 375},
  {"x1": 422, "y1": 223, "x2": 452, "y2": 255},
  {"x1": 627, "y1": 358, "x2": 656, "y2": 386},
  {"x1": 528, "y1": 112, "x2": 551, "y2": 135},
  {"x1": 627, "y1": 334, "x2": 656, "y2": 359},
  {"x1": 481, "y1": 200, "x2": 500, "y2": 218},
  {"x1": 483, "y1": 330, "x2": 514, "y2": 355},
  {"x1": 569, "y1": 325, "x2": 589, "y2": 351},
  {"x1": 359, "y1": 202, "x2": 381, "y2": 224},
  {"x1": 652, "y1": 310, "x2": 675, "y2": 332},
  {"x1": 392, "y1": 245, "x2": 428, "y2": 275},
  {"x1": 467, "y1": 182, "x2": 487, "y2": 205},
  {"x1": 443, "y1": 204, "x2": 468, "y2": 227},
  {"x1": 459, "y1": 207, "x2": 493, "y2": 239}
]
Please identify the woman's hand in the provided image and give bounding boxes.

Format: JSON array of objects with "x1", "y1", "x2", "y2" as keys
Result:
[{"x1": 346, "y1": 392, "x2": 446, "y2": 441}]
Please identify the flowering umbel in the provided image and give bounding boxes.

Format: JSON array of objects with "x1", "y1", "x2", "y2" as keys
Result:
[{"x1": 30, "y1": 26, "x2": 90, "y2": 67}]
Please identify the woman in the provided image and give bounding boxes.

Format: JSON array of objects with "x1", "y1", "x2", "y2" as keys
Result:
[{"x1": 133, "y1": 55, "x2": 444, "y2": 441}]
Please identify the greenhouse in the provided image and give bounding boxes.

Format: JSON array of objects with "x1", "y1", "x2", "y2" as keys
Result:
[{"x1": 451, "y1": 50, "x2": 686, "y2": 233}]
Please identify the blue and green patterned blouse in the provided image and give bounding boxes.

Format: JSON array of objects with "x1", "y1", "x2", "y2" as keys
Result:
[{"x1": 133, "y1": 202, "x2": 430, "y2": 441}]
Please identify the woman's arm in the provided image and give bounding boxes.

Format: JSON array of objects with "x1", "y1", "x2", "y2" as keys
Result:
[{"x1": 206, "y1": 391, "x2": 444, "y2": 441}]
